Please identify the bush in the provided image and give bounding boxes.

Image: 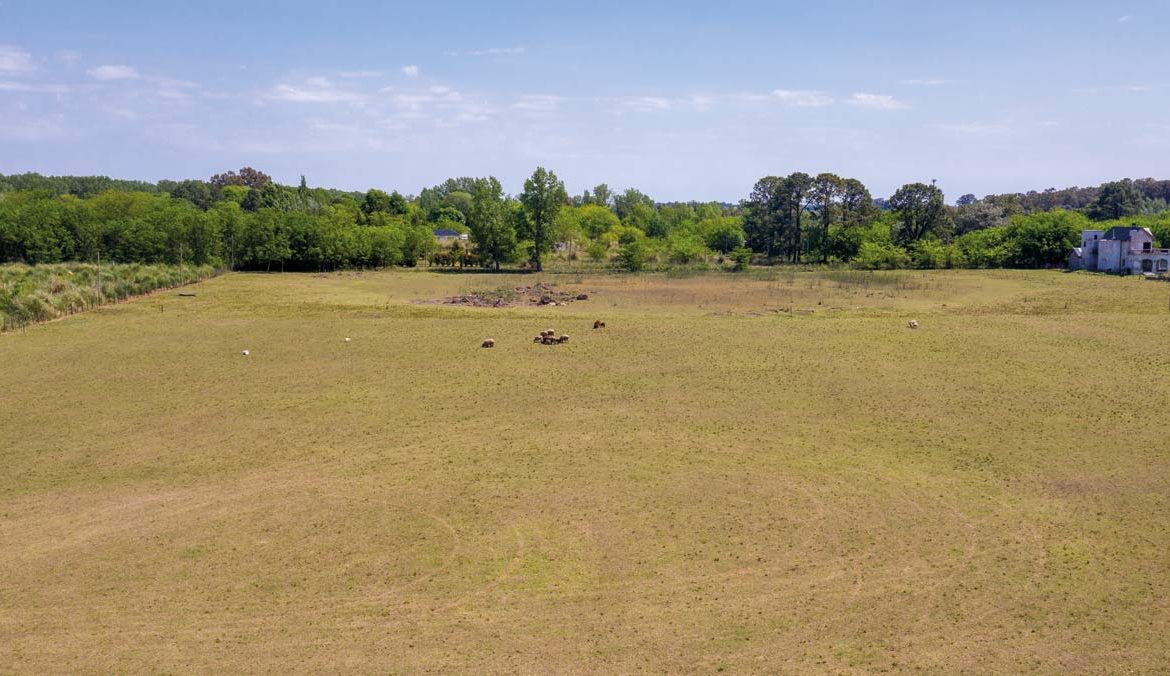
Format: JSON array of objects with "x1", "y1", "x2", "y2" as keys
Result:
[
  {"x1": 667, "y1": 232, "x2": 709, "y2": 264},
  {"x1": 853, "y1": 242, "x2": 911, "y2": 270},
  {"x1": 731, "y1": 248, "x2": 752, "y2": 272},
  {"x1": 617, "y1": 236, "x2": 647, "y2": 272},
  {"x1": 586, "y1": 240, "x2": 609, "y2": 262}
]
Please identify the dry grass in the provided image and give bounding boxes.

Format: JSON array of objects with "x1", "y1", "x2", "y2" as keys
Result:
[{"x1": 1, "y1": 268, "x2": 1169, "y2": 673}]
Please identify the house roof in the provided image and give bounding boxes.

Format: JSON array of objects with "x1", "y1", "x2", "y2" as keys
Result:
[
  {"x1": 433, "y1": 228, "x2": 461, "y2": 237},
  {"x1": 1102, "y1": 226, "x2": 1153, "y2": 241}
]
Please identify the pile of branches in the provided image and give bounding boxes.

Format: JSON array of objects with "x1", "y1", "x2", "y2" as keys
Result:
[{"x1": 440, "y1": 283, "x2": 589, "y2": 308}]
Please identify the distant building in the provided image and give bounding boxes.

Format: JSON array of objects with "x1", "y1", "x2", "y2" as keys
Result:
[
  {"x1": 1069, "y1": 226, "x2": 1170, "y2": 274},
  {"x1": 433, "y1": 228, "x2": 469, "y2": 245}
]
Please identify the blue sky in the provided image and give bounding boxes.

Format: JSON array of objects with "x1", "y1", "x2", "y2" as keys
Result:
[{"x1": 1, "y1": 1, "x2": 1167, "y2": 202}]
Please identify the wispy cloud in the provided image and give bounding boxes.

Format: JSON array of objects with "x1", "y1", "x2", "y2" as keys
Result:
[
  {"x1": 685, "y1": 95, "x2": 717, "y2": 112},
  {"x1": 1117, "y1": 14, "x2": 1132, "y2": 22},
  {"x1": 445, "y1": 47, "x2": 525, "y2": 57},
  {"x1": 338, "y1": 70, "x2": 382, "y2": 79},
  {"x1": 0, "y1": 45, "x2": 35, "y2": 74},
  {"x1": 88, "y1": 64, "x2": 140, "y2": 81},
  {"x1": 0, "y1": 80, "x2": 71, "y2": 94},
  {"x1": 931, "y1": 121, "x2": 1012, "y2": 135},
  {"x1": 0, "y1": 115, "x2": 68, "y2": 141},
  {"x1": 770, "y1": 89, "x2": 833, "y2": 106},
  {"x1": 901, "y1": 79, "x2": 949, "y2": 86},
  {"x1": 512, "y1": 94, "x2": 561, "y2": 114},
  {"x1": 401, "y1": 64, "x2": 420, "y2": 78},
  {"x1": 264, "y1": 77, "x2": 366, "y2": 104},
  {"x1": 849, "y1": 92, "x2": 907, "y2": 110},
  {"x1": 1073, "y1": 85, "x2": 1155, "y2": 95},
  {"x1": 620, "y1": 96, "x2": 672, "y2": 112}
]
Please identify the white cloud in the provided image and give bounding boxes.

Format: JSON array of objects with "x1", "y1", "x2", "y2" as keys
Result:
[
  {"x1": 771, "y1": 89, "x2": 833, "y2": 106},
  {"x1": 931, "y1": 121, "x2": 1011, "y2": 135},
  {"x1": 88, "y1": 64, "x2": 140, "y2": 81},
  {"x1": 1118, "y1": 14, "x2": 1132, "y2": 22},
  {"x1": 428, "y1": 85, "x2": 462, "y2": 101},
  {"x1": 849, "y1": 92, "x2": 907, "y2": 110},
  {"x1": 0, "y1": 81, "x2": 71, "y2": 94},
  {"x1": 512, "y1": 94, "x2": 562, "y2": 114},
  {"x1": 401, "y1": 65, "x2": 420, "y2": 78},
  {"x1": 685, "y1": 95, "x2": 717, "y2": 112},
  {"x1": 0, "y1": 115, "x2": 68, "y2": 141},
  {"x1": 55, "y1": 50, "x2": 81, "y2": 65},
  {"x1": 621, "y1": 96, "x2": 672, "y2": 112},
  {"x1": 901, "y1": 79, "x2": 949, "y2": 86},
  {"x1": 0, "y1": 45, "x2": 35, "y2": 73},
  {"x1": 264, "y1": 78, "x2": 366, "y2": 104},
  {"x1": 445, "y1": 47, "x2": 525, "y2": 57},
  {"x1": 1073, "y1": 85, "x2": 1154, "y2": 95}
]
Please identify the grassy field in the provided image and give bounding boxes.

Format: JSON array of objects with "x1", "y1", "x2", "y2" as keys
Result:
[{"x1": 1, "y1": 268, "x2": 1169, "y2": 673}]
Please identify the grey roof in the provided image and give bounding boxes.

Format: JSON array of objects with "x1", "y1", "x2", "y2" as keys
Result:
[
  {"x1": 433, "y1": 228, "x2": 461, "y2": 237},
  {"x1": 1102, "y1": 226, "x2": 1151, "y2": 241}
]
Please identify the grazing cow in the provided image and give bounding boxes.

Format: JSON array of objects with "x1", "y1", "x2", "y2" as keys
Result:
[
  {"x1": 593, "y1": 320, "x2": 606, "y2": 329},
  {"x1": 481, "y1": 338, "x2": 495, "y2": 348},
  {"x1": 908, "y1": 320, "x2": 919, "y2": 329},
  {"x1": 533, "y1": 335, "x2": 543, "y2": 343},
  {"x1": 558, "y1": 335, "x2": 569, "y2": 343}
]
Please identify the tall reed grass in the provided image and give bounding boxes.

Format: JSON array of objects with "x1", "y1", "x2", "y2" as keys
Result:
[{"x1": 0, "y1": 263, "x2": 217, "y2": 331}]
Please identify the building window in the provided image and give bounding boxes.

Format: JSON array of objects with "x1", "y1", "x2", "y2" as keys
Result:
[
  {"x1": 1142, "y1": 260, "x2": 1154, "y2": 272},
  {"x1": 1144, "y1": 242, "x2": 1152, "y2": 251},
  {"x1": 1158, "y1": 260, "x2": 1169, "y2": 273}
]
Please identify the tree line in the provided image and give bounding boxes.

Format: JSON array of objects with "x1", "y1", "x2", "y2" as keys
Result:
[{"x1": 1, "y1": 168, "x2": 1167, "y2": 272}]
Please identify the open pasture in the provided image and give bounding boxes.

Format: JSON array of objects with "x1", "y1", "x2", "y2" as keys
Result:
[{"x1": 1, "y1": 269, "x2": 1169, "y2": 673}]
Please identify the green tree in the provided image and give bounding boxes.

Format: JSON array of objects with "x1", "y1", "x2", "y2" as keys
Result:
[
  {"x1": 1088, "y1": 179, "x2": 1145, "y2": 221},
  {"x1": 617, "y1": 231, "x2": 648, "y2": 271},
  {"x1": 589, "y1": 184, "x2": 613, "y2": 207},
  {"x1": 889, "y1": 182, "x2": 950, "y2": 245},
  {"x1": 576, "y1": 204, "x2": 620, "y2": 239},
  {"x1": 613, "y1": 188, "x2": 654, "y2": 220},
  {"x1": 467, "y1": 177, "x2": 516, "y2": 270},
  {"x1": 362, "y1": 189, "x2": 393, "y2": 215},
  {"x1": 808, "y1": 173, "x2": 844, "y2": 262},
  {"x1": 1005, "y1": 210, "x2": 1086, "y2": 267},
  {"x1": 518, "y1": 167, "x2": 567, "y2": 271}
]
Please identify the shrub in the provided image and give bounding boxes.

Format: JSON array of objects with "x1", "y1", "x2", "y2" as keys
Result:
[
  {"x1": 853, "y1": 242, "x2": 911, "y2": 270},
  {"x1": 731, "y1": 248, "x2": 752, "y2": 272},
  {"x1": 617, "y1": 236, "x2": 647, "y2": 272}
]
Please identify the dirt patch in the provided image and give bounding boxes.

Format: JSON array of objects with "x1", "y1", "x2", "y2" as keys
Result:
[{"x1": 431, "y1": 283, "x2": 590, "y2": 308}]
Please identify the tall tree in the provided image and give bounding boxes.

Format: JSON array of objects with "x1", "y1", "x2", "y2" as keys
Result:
[
  {"x1": 467, "y1": 177, "x2": 516, "y2": 270},
  {"x1": 590, "y1": 183, "x2": 613, "y2": 207},
  {"x1": 773, "y1": 172, "x2": 812, "y2": 262},
  {"x1": 518, "y1": 167, "x2": 567, "y2": 271},
  {"x1": 613, "y1": 188, "x2": 654, "y2": 220},
  {"x1": 362, "y1": 189, "x2": 393, "y2": 215},
  {"x1": 839, "y1": 178, "x2": 876, "y2": 229},
  {"x1": 889, "y1": 182, "x2": 950, "y2": 244},
  {"x1": 742, "y1": 176, "x2": 783, "y2": 256},
  {"x1": 209, "y1": 167, "x2": 272, "y2": 190},
  {"x1": 1088, "y1": 179, "x2": 1145, "y2": 221},
  {"x1": 808, "y1": 173, "x2": 843, "y2": 262}
]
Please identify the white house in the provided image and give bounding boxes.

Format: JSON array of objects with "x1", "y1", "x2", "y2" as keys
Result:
[
  {"x1": 1069, "y1": 226, "x2": 1170, "y2": 274},
  {"x1": 433, "y1": 228, "x2": 469, "y2": 245}
]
